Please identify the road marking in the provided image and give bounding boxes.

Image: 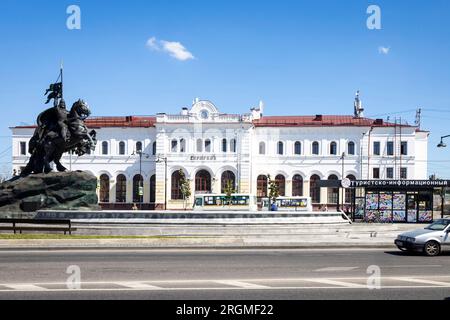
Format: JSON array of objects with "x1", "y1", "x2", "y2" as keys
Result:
[
  {"x1": 315, "y1": 267, "x2": 359, "y2": 272},
  {"x1": 306, "y1": 279, "x2": 365, "y2": 288},
  {"x1": 116, "y1": 282, "x2": 162, "y2": 290},
  {"x1": 214, "y1": 280, "x2": 270, "y2": 289},
  {"x1": 382, "y1": 265, "x2": 442, "y2": 268},
  {"x1": 1, "y1": 276, "x2": 450, "y2": 293},
  {"x1": 392, "y1": 277, "x2": 450, "y2": 287},
  {"x1": 4, "y1": 284, "x2": 47, "y2": 291}
]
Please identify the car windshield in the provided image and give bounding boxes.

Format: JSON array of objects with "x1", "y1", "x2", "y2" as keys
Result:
[{"x1": 425, "y1": 220, "x2": 450, "y2": 231}]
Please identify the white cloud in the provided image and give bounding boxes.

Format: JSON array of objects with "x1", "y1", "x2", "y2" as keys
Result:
[
  {"x1": 146, "y1": 37, "x2": 194, "y2": 61},
  {"x1": 146, "y1": 37, "x2": 159, "y2": 51},
  {"x1": 378, "y1": 46, "x2": 390, "y2": 55}
]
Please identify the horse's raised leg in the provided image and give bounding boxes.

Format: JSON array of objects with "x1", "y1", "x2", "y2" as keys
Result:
[{"x1": 54, "y1": 152, "x2": 67, "y2": 172}]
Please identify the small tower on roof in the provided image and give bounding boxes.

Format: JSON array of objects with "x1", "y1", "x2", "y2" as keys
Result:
[{"x1": 354, "y1": 90, "x2": 365, "y2": 118}]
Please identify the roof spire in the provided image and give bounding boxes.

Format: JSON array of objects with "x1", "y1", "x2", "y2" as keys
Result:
[{"x1": 354, "y1": 90, "x2": 364, "y2": 118}]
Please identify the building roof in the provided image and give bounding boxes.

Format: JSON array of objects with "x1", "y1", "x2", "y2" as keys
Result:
[
  {"x1": 252, "y1": 115, "x2": 413, "y2": 128},
  {"x1": 11, "y1": 116, "x2": 157, "y2": 129},
  {"x1": 12, "y1": 115, "x2": 415, "y2": 129},
  {"x1": 85, "y1": 116, "x2": 156, "y2": 128}
]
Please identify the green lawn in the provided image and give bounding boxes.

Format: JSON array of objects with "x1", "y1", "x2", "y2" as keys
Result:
[{"x1": 0, "y1": 234, "x2": 186, "y2": 240}]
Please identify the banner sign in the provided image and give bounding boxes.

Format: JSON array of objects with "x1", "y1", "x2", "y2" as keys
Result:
[{"x1": 350, "y1": 180, "x2": 450, "y2": 188}]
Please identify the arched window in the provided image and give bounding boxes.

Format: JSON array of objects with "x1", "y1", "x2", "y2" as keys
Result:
[
  {"x1": 150, "y1": 175, "x2": 156, "y2": 203},
  {"x1": 221, "y1": 171, "x2": 236, "y2": 193},
  {"x1": 99, "y1": 174, "x2": 110, "y2": 203},
  {"x1": 345, "y1": 174, "x2": 356, "y2": 204},
  {"x1": 259, "y1": 142, "x2": 266, "y2": 155},
  {"x1": 171, "y1": 139, "x2": 178, "y2": 152},
  {"x1": 330, "y1": 142, "x2": 337, "y2": 155},
  {"x1": 275, "y1": 174, "x2": 286, "y2": 196},
  {"x1": 102, "y1": 141, "x2": 108, "y2": 155},
  {"x1": 171, "y1": 171, "x2": 183, "y2": 200},
  {"x1": 205, "y1": 139, "x2": 211, "y2": 153},
  {"x1": 348, "y1": 141, "x2": 355, "y2": 155},
  {"x1": 116, "y1": 175, "x2": 127, "y2": 203},
  {"x1": 196, "y1": 139, "x2": 203, "y2": 153},
  {"x1": 136, "y1": 141, "x2": 143, "y2": 153},
  {"x1": 133, "y1": 174, "x2": 143, "y2": 203},
  {"x1": 119, "y1": 141, "x2": 126, "y2": 155},
  {"x1": 312, "y1": 141, "x2": 320, "y2": 155},
  {"x1": 152, "y1": 142, "x2": 157, "y2": 156},
  {"x1": 310, "y1": 175, "x2": 321, "y2": 203},
  {"x1": 277, "y1": 141, "x2": 284, "y2": 155},
  {"x1": 230, "y1": 139, "x2": 236, "y2": 153},
  {"x1": 294, "y1": 141, "x2": 302, "y2": 155},
  {"x1": 195, "y1": 170, "x2": 211, "y2": 193},
  {"x1": 257, "y1": 175, "x2": 268, "y2": 198},
  {"x1": 292, "y1": 175, "x2": 303, "y2": 196},
  {"x1": 222, "y1": 139, "x2": 227, "y2": 153},
  {"x1": 327, "y1": 174, "x2": 339, "y2": 204},
  {"x1": 180, "y1": 139, "x2": 186, "y2": 153}
]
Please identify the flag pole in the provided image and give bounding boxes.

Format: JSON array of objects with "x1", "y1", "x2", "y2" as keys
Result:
[{"x1": 60, "y1": 61, "x2": 64, "y2": 100}]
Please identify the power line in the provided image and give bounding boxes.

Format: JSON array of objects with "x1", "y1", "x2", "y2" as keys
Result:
[
  {"x1": 0, "y1": 146, "x2": 11, "y2": 158},
  {"x1": 423, "y1": 108, "x2": 450, "y2": 113},
  {"x1": 366, "y1": 109, "x2": 416, "y2": 118}
]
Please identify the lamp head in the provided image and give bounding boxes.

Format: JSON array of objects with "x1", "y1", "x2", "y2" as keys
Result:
[{"x1": 438, "y1": 139, "x2": 447, "y2": 148}]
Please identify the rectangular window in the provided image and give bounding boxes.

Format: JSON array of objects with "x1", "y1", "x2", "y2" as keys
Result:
[
  {"x1": 312, "y1": 142, "x2": 319, "y2": 155},
  {"x1": 401, "y1": 141, "x2": 408, "y2": 156},
  {"x1": 400, "y1": 168, "x2": 407, "y2": 179},
  {"x1": 171, "y1": 140, "x2": 178, "y2": 152},
  {"x1": 387, "y1": 141, "x2": 394, "y2": 156},
  {"x1": 20, "y1": 142, "x2": 26, "y2": 155},
  {"x1": 205, "y1": 140, "x2": 211, "y2": 153},
  {"x1": 373, "y1": 142, "x2": 380, "y2": 156},
  {"x1": 386, "y1": 167, "x2": 394, "y2": 179},
  {"x1": 373, "y1": 168, "x2": 380, "y2": 179}
]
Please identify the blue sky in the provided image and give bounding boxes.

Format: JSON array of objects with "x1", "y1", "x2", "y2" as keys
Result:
[{"x1": 0, "y1": 0, "x2": 449, "y2": 177}]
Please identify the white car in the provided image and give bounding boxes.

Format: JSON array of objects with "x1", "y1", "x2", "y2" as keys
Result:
[{"x1": 395, "y1": 219, "x2": 450, "y2": 256}]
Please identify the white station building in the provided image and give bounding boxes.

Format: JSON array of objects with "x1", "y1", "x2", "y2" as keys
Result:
[{"x1": 11, "y1": 95, "x2": 429, "y2": 211}]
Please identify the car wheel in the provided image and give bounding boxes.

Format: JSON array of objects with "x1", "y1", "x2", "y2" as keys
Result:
[{"x1": 424, "y1": 241, "x2": 441, "y2": 257}]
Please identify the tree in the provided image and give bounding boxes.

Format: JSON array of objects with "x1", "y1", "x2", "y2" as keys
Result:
[
  {"x1": 223, "y1": 179, "x2": 236, "y2": 206},
  {"x1": 179, "y1": 169, "x2": 191, "y2": 210},
  {"x1": 267, "y1": 175, "x2": 280, "y2": 210}
]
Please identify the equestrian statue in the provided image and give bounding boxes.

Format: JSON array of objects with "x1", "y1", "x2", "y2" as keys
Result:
[{"x1": 21, "y1": 70, "x2": 97, "y2": 176}]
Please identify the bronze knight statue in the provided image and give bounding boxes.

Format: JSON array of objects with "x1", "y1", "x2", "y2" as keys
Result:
[{"x1": 20, "y1": 79, "x2": 97, "y2": 176}]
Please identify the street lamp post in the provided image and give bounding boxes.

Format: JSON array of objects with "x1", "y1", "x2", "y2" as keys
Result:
[
  {"x1": 156, "y1": 156, "x2": 168, "y2": 210},
  {"x1": 437, "y1": 135, "x2": 450, "y2": 148},
  {"x1": 338, "y1": 152, "x2": 346, "y2": 211},
  {"x1": 132, "y1": 150, "x2": 150, "y2": 210}
]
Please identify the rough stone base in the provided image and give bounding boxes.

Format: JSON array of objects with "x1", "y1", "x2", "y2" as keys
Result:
[{"x1": 0, "y1": 171, "x2": 100, "y2": 213}]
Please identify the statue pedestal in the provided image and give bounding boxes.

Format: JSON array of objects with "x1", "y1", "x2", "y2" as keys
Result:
[{"x1": 0, "y1": 171, "x2": 99, "y2": 213}]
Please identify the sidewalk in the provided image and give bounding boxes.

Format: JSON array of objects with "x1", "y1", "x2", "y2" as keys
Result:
[{"x1": 0, "y1": 223, "x2": 421, "y2": 250}]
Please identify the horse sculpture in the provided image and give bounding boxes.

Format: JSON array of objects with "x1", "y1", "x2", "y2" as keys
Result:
[{"x1": 21, "y1": 99, "x2": 97, "y2": 176}]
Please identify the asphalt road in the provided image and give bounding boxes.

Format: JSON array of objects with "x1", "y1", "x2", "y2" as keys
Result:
[{"x1": 0, "y1": 248, "x2": 449, "y2": 300}]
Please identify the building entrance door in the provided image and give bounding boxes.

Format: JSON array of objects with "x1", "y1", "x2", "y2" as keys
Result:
[{"x1": 195, "y1": 170, "x2": 212, "y2": 194}]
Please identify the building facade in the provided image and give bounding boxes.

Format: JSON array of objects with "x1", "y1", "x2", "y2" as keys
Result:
[{"x1": 11, "y1": 97, "x2": 429, "y2": 210}]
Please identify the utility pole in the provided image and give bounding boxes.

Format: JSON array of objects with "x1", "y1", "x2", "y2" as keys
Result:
[
  {"x1": 156, "y1": 156, "x2": 168, "y2": 210},
  {"x1": 133, "y1": 150, "x2": 150, "y2": 210}
]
